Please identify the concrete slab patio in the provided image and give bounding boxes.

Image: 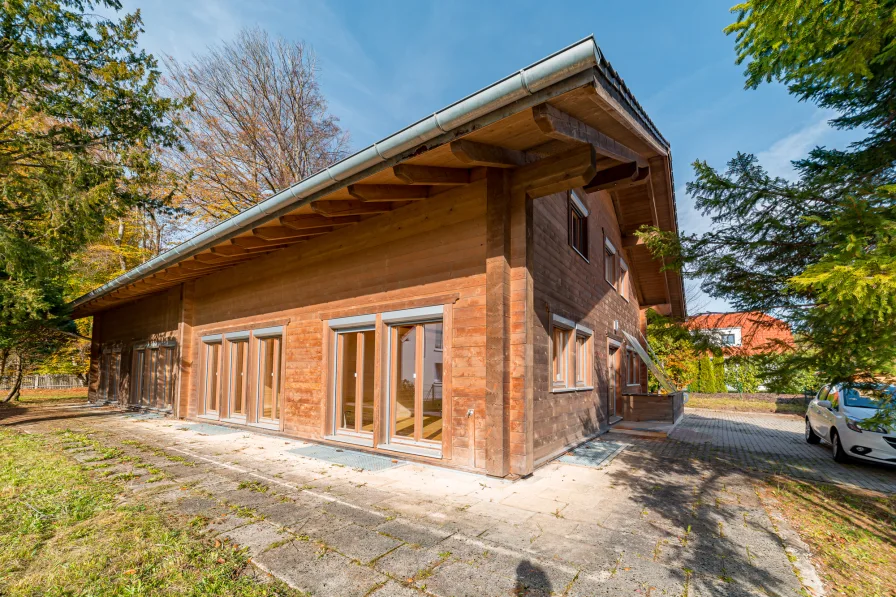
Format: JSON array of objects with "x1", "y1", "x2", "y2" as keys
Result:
[{"x1": 8, "y1": 402, "x2": 893, "y2": 595}]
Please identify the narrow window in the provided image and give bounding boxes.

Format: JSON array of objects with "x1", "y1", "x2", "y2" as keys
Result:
[
  {"x1": 257, "y1": 335, "x2": 281, "y2": 421},
  {"x1": 604, "y1": 239, "x2": 617, "y2": 287},
  {"x1": 575, "y1": 331, "x2": 592, "y2": 387},
  {"x1": 108, "y1": 353, "x2": 120, "y2": 402},
  {"x1": 390, "y1": 321, "x2": 443, "y2": 445},
  {"x1": 161, "y1": 347, "x2": 174, "y2": 408},
  {"x1": 228, "y1": 339, "x2": 248, "y2": 417},
  {"x1": 203, "y1": 342, "x2": 221, "y2": 414},
  {"x1": 552, "y1": 327, "x2": 570, "y2": 388},
  {"x1": 568, "y1": 190, "x2": 588, "y2": 259},
  {"x1": 619, "y1": 258, "x2": 630, "y2": 300},
  {"x1": 626, "y1": 349, "x2": 641, "y2": 387}
]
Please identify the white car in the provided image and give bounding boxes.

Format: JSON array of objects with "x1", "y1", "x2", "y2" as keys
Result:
[{"x1": 805, "y1": 383, "x2": 896, "y2": 464}]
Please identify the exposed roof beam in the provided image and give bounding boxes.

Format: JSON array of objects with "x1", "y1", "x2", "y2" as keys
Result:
[
  {"x1": 392, "y1": 164, "x2": 470, "y2": 185},
  {"x1": 311, "y1": 200, "x2": 396, "y2": 217},
  {"x1": 348, "y1": 184, "x2": 430, "y2": 202},
  {"x1": 449, "y1": 139, "x2": 525, "y2": 168},
  {"x1": 511, "y1": 144, "x2": 597, "y2": 198},
  {"x1": 532, "y1": 103, "x2": 647, "y2": 167},
  {"x1": 279, "y1": 214, "x2": 360, "y2": 231},
  {"x1": 193, "y1": 252, "x2": 256, "y2": 264},
  {"x1": 621, "y1": 234, "x2": 645, "y2": 248},
  {"x1": 252, "y1": 225, "x2": 323, "y2": 242},
  {"x1": 178, "y1": 259, "x2": 219, "y2": 271},
  {"x1": 231, "y1": 236, "x2": 293, "y2": 251},
  {"x1": 584, "y1": 163, "x2": 650, "y2": 193}
]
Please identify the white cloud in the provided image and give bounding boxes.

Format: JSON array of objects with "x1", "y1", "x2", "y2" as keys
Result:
[{"x1": 756, "y1": 110, "x2": 838, "y2": 180}]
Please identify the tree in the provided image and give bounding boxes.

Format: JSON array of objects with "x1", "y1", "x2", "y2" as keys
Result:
[
  {"x1": 645, "y1": 309, "x2": 701, "y2": 392},
  {"x1": 0, "y1": 0, "x2": 183, "y2": 388},
  {"x1": 163, "y1": 27, "x2": 350, "y2": 223},
  {"x1": 640, "y1": 1, "x2": 896, "y2": 403}
]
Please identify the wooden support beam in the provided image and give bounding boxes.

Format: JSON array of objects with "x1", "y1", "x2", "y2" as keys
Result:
[
  {"x1": 252, "y1": 225, "x2": 321, "y2": 242},
  {"x1": 392, "y1": 164, "x2": 470, "y2": 185},
  {"x1": 211, "y1": 244, "x2": 249, "y2": 257},
  {"x1": 621, "y1": 234, "x2": 645, "y2": 248},
  {"x1": 348, "y1": 184, "x2": 430, "y2": 202},
  {"x1": 532, "y1": 103, "x2": 647, "y2": 167},
  {"x1": 311, "y1": 200, "x2": 395, "y2": 217},
  {"x1": 193, "y1": 251, "x2": 255, "y2": 264},
  {"x1": 280, "y1": 214, "x2": 361, "y2": 230},
  {"x1": 584, "y1": 163, "x2": 649, "y2": 193},
  {"x1": 178, "y1": 259, "x2": 220, "y2": 271},
  {"x1": 449, "y1": 139, "x2": 525, "y2": 168},
  {"x1": 510, "y1": 144, "x2": 598, "y2": 198}
]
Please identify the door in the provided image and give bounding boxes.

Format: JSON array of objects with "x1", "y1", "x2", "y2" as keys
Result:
[
  {"x1": 228, "y1": 339, "x2": 248, "y2": 419},
  {"x1": 256, "y1": 335, "x2": 282, "y2": 423},
  {"x1": 608, "y1": 344, "x2": 622, "y2": 418},
  {"x1": 390, "y1": 321, "x2": 444, "y2": 446},
  {"x1": 334, "y1": 329, "x2": 376, "y2": 437}
]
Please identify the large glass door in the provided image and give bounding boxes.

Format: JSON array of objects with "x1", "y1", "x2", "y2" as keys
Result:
[
  {"x1": 334, "y1": 329, "x2": 375, "y2": 438},
  {"x1": 389, "y1": 321, "x2": 443, "y2": 447},
  {"x1": 256, "y1": 335, "x2": 281, "y2": 423},
  {"x1": 228, "y1": 339, "x2": 248, "y2": 419}
]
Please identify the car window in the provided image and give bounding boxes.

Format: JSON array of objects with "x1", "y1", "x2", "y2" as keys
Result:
[
  {"x1": 844, "y1": 385, "x2": 895, "y2": 409},
  {"x1": 817, "y1": 386, "x2": 830, "y2": 401},
  {"x1": 829, "y1": 388, "x2": 840, "y2": 410}
]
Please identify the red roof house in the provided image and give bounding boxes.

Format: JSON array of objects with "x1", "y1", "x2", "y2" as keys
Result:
[{"x1": 687, "y1": 312, "x2": 793, "y2": 356}]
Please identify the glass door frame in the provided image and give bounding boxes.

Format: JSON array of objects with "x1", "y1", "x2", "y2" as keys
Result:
[
  {"x1": 253, "y1": 326, "x2": 283, "y2": 429},
  {"x1": 382, "y1": 316, "x2": 444, "y2": 456},
  {"x1": 225, "y1": 335, "x2": 249, "y2": 422},
  {"x1": 200, "y1": 336, "x2": 223, "y2": 418},
  {"x1": 330, "y1": 326, "x2": 376, "y2": 444}
]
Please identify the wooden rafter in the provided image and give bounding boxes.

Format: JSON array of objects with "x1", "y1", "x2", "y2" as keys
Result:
[
  {"x1": 392, "y1": 164, "x2": 470, "y2": 185},
  {"x1": 253, "y1": 225, "x2": 321, "y2": 242},
  {"x1": 511, "y1": 144, "x2": 598, "y2": 198},
  {"x1": 532, "y1": 103, "x2": 647, "y2": 167},
  {"x1": 311, "y1": 200, "x2": 396, "y2": 217},
  {"x1": 348, "y1": 184, "x2": 430, "y2": 202},
  {"x1": 584, "y1": 163, "x2": 649, "y2": 193},
  {"x1": 449, "y1": 139, "x2": 525, "y2": 168},
  {"x1": 280, "y1": 214, "x2": 361, "y2": 230}
]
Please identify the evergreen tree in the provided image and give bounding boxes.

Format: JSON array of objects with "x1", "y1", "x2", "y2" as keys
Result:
[
  {"x1": 712, "y1": 357, "x2": 728, "y2": 393},
  {"x1": 640, "y1": 1, "x2": 896, "y2": 425}
]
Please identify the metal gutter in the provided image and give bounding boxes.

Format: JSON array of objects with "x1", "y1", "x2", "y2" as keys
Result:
[{"x1": 72, "y1": 35, "x2": 668, "y2": 311}]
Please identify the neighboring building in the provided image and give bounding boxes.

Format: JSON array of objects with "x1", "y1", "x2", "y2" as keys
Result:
[
  {"x1": 74, "y1": 38, "x2": 685, "y2": 477},
  {"x1": 688, "y1": 311, "x2": 794, "y2": 356}
]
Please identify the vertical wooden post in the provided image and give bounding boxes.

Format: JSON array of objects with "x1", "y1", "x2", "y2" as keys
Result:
[
  {"x1": 175, "y1": 281, "x2": 195, "y2": 419},
  {"x1": 87, "y1": 314, "x2": 103, "y2": 403},
  {"x1": 485, "y1": 168, "x2": 511, "y2": 477},
  {"x1": 509, "y1": 185, "x2": 534, "y2": 476}
]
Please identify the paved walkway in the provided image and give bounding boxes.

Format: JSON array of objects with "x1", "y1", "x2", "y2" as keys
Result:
[
  {"x1": 655, "y1": 409, "x2": 896, "y2": 494},
  {"x1": 2, "y1": 402, "x2": 835, "y2": 597}
]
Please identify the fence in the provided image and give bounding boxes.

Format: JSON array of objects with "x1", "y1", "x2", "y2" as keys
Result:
[{"x1": 0, "y1": 374, "x2": 87, "y2": 390}]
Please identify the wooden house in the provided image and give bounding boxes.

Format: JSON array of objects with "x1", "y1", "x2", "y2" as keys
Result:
[{"x1": 75, "y1": 38, "x2": 685, "y2": 477}]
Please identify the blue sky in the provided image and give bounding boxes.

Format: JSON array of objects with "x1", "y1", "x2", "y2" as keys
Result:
[{"x1": 126, "y1": 0, "x2": 859, "y2": 314}]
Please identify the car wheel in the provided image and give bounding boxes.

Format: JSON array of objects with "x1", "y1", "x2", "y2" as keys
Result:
[
  {"x1": 805, "y1": 418, "x2": 820, "y2": 444},
  {"x1": 831, "y1": 430, "x2": 850, "y2": 463}
]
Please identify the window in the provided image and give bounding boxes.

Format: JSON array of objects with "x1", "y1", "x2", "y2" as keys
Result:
[
  {"x1": 619, "y1": 258, "x2": 630, "y2": 301},
  {"x1": 721, "y1": 334, "x2": 736, "y2": 345},
  {"x1": 334, "y1": 329, "x2": 376, "y2": 435},
  {"x1": 390, "y1": 321, "x2": 444, "y2": 445},
  {"x1": 552, "y1": 327, "x2": 570, "y2": 388},
  {"x1": 604, "y1": 238, "x2": 617, "y2": 287},
  {"x1": 256, "y1": 334, "x2": 282, "y2": 422},
  {"x1": 228, "y1": 339, "x2": 248, "y2": 418},
  {"x1": 202, "y1": 341, "x2": 221, "y2": 414},
  {"x1": 575, "y1": 330, "x2": 592, "y2": 387},
  {"x1": 568, "y1": 190, "x2": 588, "y2": 259},
  {"x1": 626, "y1": 349, "x2": 641, "y2": 386}
]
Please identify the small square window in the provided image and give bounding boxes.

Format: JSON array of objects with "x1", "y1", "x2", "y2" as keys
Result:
[
  {"x1": 552, "y1": 327, "x2": 570, "y2": 388},
  {"x1": 575, "y1": 333, "x2": 592, "y2": 387},
  {"x1": 568, "y1": 191, "x2": 588, "y2": 259},
  {"x1": 626, "y1": 349, "x2": 640, "y2": 386}
]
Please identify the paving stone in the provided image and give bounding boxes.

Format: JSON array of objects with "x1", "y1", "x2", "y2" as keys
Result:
[
  {"x1": 372, "y1": 544, "x2": 449, "y2": 581},
  {"x1": 206, "y1": 513, "x2": 253, "y2": 535},
  {"x1": 376, "y1": 518, "x2": 454, "y2": 548},
  {"x1": 322, "y1": 500, "x2": 390, "y2": 527},
  {"x1": 255, "y1": 497, "x2": 319, "y2": 528},
  {"x1": 566, "y1": 559, "x2": 686, "y2": 597},
  {"x1": 255, "y1": 540, "x2": 387, "y2": 597},
  {"x1": 321, "y1": 523, "x2": 403, "y2": 564},
  {"x1": 219, "y1": 521, "x2": 289, "y2": 556},
  {"x1": 421, "y1": 560, "x2": 521, "y2": 597},
  {"x1": 177, "y1": 495, "x2": 221, "y2": 516},
  {"x1": 369, "y1": 580, "x2": 422, "y2": 596}
]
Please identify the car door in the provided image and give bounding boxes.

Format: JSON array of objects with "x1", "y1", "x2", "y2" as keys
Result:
[{"x1": 811, "y1": 385, "x2": 832, "y2": 437}]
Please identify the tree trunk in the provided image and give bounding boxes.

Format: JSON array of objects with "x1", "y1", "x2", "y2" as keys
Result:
[
  {"x1": 3, "y1": 358, "x2": 23, "y2": 403},
  {"x1": 115, "y1": 218, "x2": 127, "y2": 271},
  {"x1": 0, "y1": 347, "x2": 9, "y2": 382}
]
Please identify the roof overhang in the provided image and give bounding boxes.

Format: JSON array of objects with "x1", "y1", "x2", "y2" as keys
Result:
[{"x1": 71, "y1": 36, "x2": 685, "y2": 319}]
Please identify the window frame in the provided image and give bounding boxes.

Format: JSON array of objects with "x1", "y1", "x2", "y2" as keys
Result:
[
  {"x1": 619, "y1": 257, "x2": 630, "y2": 301},
  {"x1": 625, "y1": 348, "x2": 641, "y2": 387},
  {"x1": 200, "y1": 338, "x2": 222, "y2": 416},
  {"x1": 254, "y1": 328, "x2": 283, "y2": 427},
  {"x1": 604, "y1": 238, "x2": 618, "y2": 288},
  {"x1": 574, "y1": 324, "x2": 594, "y2": 389},
  {"x1": 331, "y1": 326, "x2": 377, "y2": 441},
  {"x1": 568, "y1": 190, "x2": 589, "y2": 261}
]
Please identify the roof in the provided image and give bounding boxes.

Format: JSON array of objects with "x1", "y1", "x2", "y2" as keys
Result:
[
  {"x1": 72, "y1": 36, "x2": 684, "y2": 318},
  {"x1": 688, "y1": 311, "x2": 794, "y2": 355}
]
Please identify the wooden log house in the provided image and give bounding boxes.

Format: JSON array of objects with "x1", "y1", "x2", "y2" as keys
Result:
[{"x1": 75, "y1": 37, "x2": 685, "y2": 477}]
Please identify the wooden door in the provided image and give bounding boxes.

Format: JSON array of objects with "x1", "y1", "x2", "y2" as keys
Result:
[{"x1": 608, "y1": 344, "x2": 622, "y2": 418}]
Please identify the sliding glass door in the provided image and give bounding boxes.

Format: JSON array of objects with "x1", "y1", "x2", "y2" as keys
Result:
[
  {"x1": 334, "y1": 329, "x2": 375, "y2": 438},
  {"x1": 390, "y1": 321, "x2": 443, "y2": 446}
]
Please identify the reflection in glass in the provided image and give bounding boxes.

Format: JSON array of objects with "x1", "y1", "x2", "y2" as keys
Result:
[
  {"x1": 361, "y1": 331, "x2": 375, "y2": 432},
  {"x1": 422, "y1": 322, "x2": 443, "y2": 442},
  {"x1": 338, "y1": 332, "x2": 358, "y2": 430},
  {"x1": 205, "y1": 344, "x2": 218, "y2": 411},
  {"x1": 394, "y1": 325, "x2": 416, "y2": 438},
  {"x1": 260, "y1": 337, "x2": 279, "y2": 420},
  {"x1": 230, "y1": 341, "x2": 246, "y2": 415}
]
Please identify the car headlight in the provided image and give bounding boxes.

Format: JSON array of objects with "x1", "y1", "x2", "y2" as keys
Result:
[{"x1": 846, "y1": 418, "x2": 888, "y2": 433}]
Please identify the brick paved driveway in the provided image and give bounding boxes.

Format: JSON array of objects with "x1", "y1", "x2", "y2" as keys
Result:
[{"x1": 646, "y1": 408, "x2": 896, "y2": 494}]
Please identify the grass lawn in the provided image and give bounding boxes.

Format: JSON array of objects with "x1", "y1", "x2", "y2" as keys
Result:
[
  {"x1": 0, "y1": 387, "x2": 88, "y2": 407},
  {"x1": 0, "y1": 426, "x2": 301, "y2": 596},
  {"x1": 763, "y1": 477, "x2": 896, "y2": 597},
  {"x1": 687, "y1": 394, "x2": 806, "y2": 415}
]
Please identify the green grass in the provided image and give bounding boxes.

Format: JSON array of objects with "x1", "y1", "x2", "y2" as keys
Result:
[
  {"x1": 764, "y1": 478, "x2": 896, "y2": 597},
  {"x1": 0, "y1": 387, "x2": 88, "y2": 406},
  {"x1": 0, "y1": 428, "x2": 302, "y2": 596},
  {"x1": 687, "y1": 395, "x2": 805, "y2": 415}
]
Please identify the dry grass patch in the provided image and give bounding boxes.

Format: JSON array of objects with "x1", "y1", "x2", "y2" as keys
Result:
[
  {"x1": 0, "y1": 388, "x2": 88, "y2": 407},
  {"x1": 687, "y1": 395, "x2": 805, "y2": 415},
  {"x1": 764, "y1": 477, "x2": 896, "y2": 597}
]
